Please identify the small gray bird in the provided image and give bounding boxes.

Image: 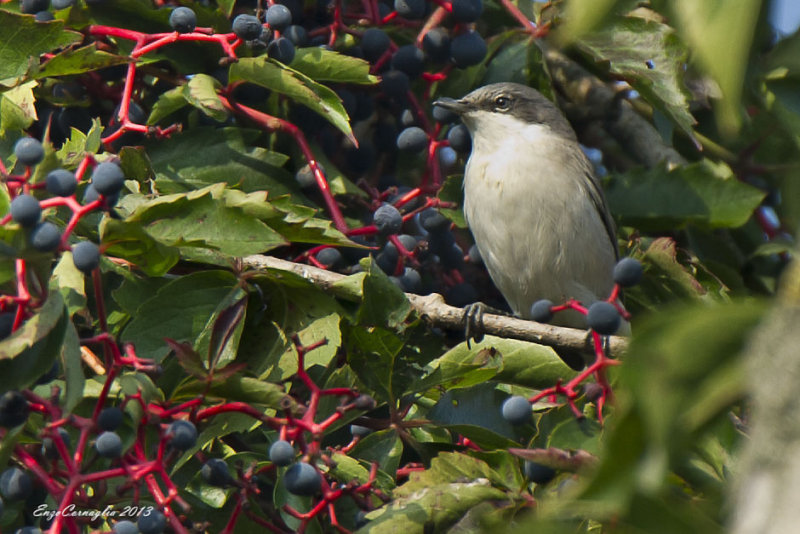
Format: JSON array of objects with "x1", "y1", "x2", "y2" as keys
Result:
[{"x1": 434, "y1": 83, "x2": 619, "y2": 328}]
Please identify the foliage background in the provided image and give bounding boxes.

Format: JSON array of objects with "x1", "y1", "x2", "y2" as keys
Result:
[{"x1": 0, "y1": 0, "x2": 798, "y2": 533}]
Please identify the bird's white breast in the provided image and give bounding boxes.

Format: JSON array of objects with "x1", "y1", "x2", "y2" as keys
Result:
[{"x1": 461, "y1": 112, "x2": 616, "y2": 324}]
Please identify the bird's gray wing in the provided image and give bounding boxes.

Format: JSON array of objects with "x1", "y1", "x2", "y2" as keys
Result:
[{"x1": 578, "y1": 154, "x2": 619, "y2": 260}]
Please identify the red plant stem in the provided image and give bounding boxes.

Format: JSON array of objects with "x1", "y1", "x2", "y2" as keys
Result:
[{"x1": 218, "y1": 95, "x2": 349, "y2": 233}]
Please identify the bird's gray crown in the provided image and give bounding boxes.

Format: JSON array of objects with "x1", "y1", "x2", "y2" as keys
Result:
[{"x1": 439, "y1": 82, "x2": 577, "y2": 141}]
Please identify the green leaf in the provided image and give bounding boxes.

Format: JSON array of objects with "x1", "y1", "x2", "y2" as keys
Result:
[
  {"x1": 291, "y1": 48, "x2": 379, "y2": 85},
  {"x1": 547, "y1": 417, "x2": 603, "y2": 455},
  {"x1": 120, "y1": 270, "x2": 239, "y2": 361},
  {"x1": 182, "y1": 74, "x2": 228, "y2": 122},
  {"x1": 0, "y1": 11, "x2": 82, "y2": 85},
  {"x1": 60, "y1": 321, "x2": 85, "y2": 413},
  {"x1": 36, "y1": 44, "x2": 129, "y2": 78},
  {"x1": 55, "y1": 118, "x2": 103, "y2": 167},
  {"x1": 148, "y1": 85, "x2": 189, "y2": 125},
  {"x1": 50, "y1": 252, "x2": 87, "y2": 317},
  {"x1": 606, "y1": 160, "x2": 766, "y2": 230},
  {"x1": 363, "y1": 452, "x2": 509, "y2": 532},
  {"x1": 180, "y1": 375, "x2": 290, "y2": 409},
  {"x1": 662, "y1": 0, "x2": 762, "y2": 134},
  {"x1": 350, "y1": 429, "x2": 403, "y2": 478},
  {"x1": 0, "y1": 291, "x2": 67, "y2": 391},
  {"x1": 229, "y1": 56, "x2": 355, "y2": 142},
  {"x1": 437, "y1": 175, "x2": 467, "y2": 228},
  {"x1": 556, "y1": 0, "x2": 637, "y2": 41},
  {"x1": 358, "y1": 258, "x2": 413, "y2": 329},
  {"x1": 100, "y1": 219, "x2": 181, "y2": 277},
  {"x1": 144, "y1": 127, "x2": 294, "y2": 195},
  {"x1": 125, "y1": 183, "x2": 287, "y2": 256},
  {"x1": 0, "y1": 81, "x2": 37, "y2": 134},
  {"x1": 576, "y1": 16, "x2": 696, "y2": 138},
  {"x1": 429, "y1": 382, "x2": 519, "y2": 444}
]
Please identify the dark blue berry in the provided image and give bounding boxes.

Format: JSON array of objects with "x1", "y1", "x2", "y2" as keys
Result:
[
  {"x1": 380, "y1": 70, "x2": 410, "y2": 99},
  {"x1": 35, "y1": 10, "x2": 54, "y2": 21},
  {"x1": 269, "y1": 440, "x2": 295, "y2": 467},
  {"x1": 451, "y1": 0, "x2": 483, "y2": 22},
  {"x1": 52, "y1": 0, "x2": 74, "y2": 8},
  {"x1": 450, "y1": 30, "x2": 487, "y2": 67},
  {"x1": 46, "y1": 168, "x2": 77, "y2": 197},
  {"x1": 285, "y1": 24, "x2": 308, "y2": 46},
  {"x1": 20, "y1": 0, "x2": 49, "y2": 15},
  {"x1": 10, "y1": 194, "x2": 42, "y2": 227},
  {"x1": 423, "y1": 28, "x2": 451, "y2": 62},
  {"x1": 72, "y1": 241, "x2": 101, "y2": 274},
  {"x1": 447, "y1": 124, "x2": 471, "y2": 152},
  {"x1": 14, "y1": 137, "x2": 44, "y2": 166},
  {"x1": 316, "y1": 247, "x2": 343, "y2": 269},
  {"x1": 394, "y1": 0, "x2": 426, "y2": 19},
  {"x1": 501, "y1": 395, "x2": 531, "y2": 425},
  {"x1": 530, "y1": 299, "x2": 554, "y2": 323},
  {"x1": 201, "y1": 458, "x2": 233, "y2": 487},
  {"x1": 97, "y1": 406, "x2": 123, "y2": 431},
  {"x1": 284, "y1": 462, "x2": 322, "y2": 496},
  {"x1": 232, "y1": 14, "x2": 263, "y2": 41},
  {"x1": 586, "y1": 301, "x2": 621, "y2": 335},
  {"x1": 524, "y1": 461, "x2": 556, "y2": 484},
  {"x1": 361, "y1": 28, "x2": 391, "y2": 62},
  {"x1": 169, "y1": 6, "x2": 197, "y2": 33},
  {"x1": 266, "y1": 4, "x2": 292, "y2": 31},
  {"x1": 268, "y1": 37, "x2": 296, "y2": 64},
  {"x1": 95, "y1": 431, "x2": 123, "y2": 458},
  {"x1": 419, "y1": 208, "x2": 450, "y2": 233},
  {"x1": 91, "y1": 162, "x2": 125, "y2": 196},
  {"x1": 165, "y1": 420, "x2": 197, "y2": 450},
  {"x1": 391, "y1": 45, "x2": 425, "y2": 78},
  {"x1": 613, "y1": 257, "x2": 643, "y2": 287},
  {"x1": 0, "y1": 467, "x2": 33, "y2": 500},
  {"x1": 0, "y1": 313, "x2": 13, "y2": 340},
  {"x1": 354, "y1": 394, "x2": 376, "y2": 410},
  {"x1": 396, "y1": 126, "x2": 428, "y2": 152},
  {"x1": 113, "y1": 520, "x2": 138, "y2": 534},
  {"x1": 373, "y1": 203, "x2": 403, "y2": 236},
  {"x1": 41, "y1": 428, "x2": 71, "y2": 459},
  {"x1": 0, "y1": 391, "x2": 29, "y2": 428},
  {"x1": 30, "y1": 222, "x2": 61, "y2": 252},
  {"x1": 137, "y1": 510, "x2": 166, "y2": 534},
  {"x1": 433, "y1": 103, "x2": 459, "y2": 124}
]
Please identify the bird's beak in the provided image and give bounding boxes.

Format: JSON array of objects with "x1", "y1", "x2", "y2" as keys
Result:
[{"x1": 433, "y1": 97, "x2": 468, "y2": 115}]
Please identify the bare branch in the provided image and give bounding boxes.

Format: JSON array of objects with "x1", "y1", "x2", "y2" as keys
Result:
[{"x1": 243, "y1": 254, "x2": 629, "y2": 358}]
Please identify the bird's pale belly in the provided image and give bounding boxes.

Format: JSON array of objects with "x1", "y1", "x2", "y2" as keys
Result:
[{"x1": 463, "y1": 160, "x2": 615, "y2": 325}]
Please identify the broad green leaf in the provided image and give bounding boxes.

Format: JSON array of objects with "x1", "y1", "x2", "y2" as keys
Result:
[
  {"x1": 144, "y1": 127, "x2": 294, "y2": 195},
  {"x1": 361, "y1": 481, "x2": 506, "y2": 533},
  {"x1": 181, "y1": 376, "x2": 290, "y2": 409},
  {"x1": 557, "y1": 0, "x2": 637, "y2": 41},
  {"x1": 183, "y1": 74, "x2": 228, "y2": 122},
  {"x1": 60, "y1": 321, "x2": 85, "y2": 413},
  {"x1": 56, "y1": 118, "x2": 103, "y2": 167},
  {"x1": 0, "y1": 11, "x2": 82, "y2": 85},
  {"x1": 429, "y1": 382, "x2": 519, "y2": 443},
  {"x1": 577, "y1": 16, "x2": 695, "y2": 138},
  {"x1": 100, "y1": 219, "x2": 181, "y2": 277},
  {"x1": 120, "y1": 270, "x2": 238, "y2": 361},
  {"x1": 147, "y1": 86, "x2": 189, "y2": 125},
  {"x1": 350, "y1": 429, "x2": 403, "y2": 478},
  {"x1": 119, "y1": 146, "x2": 156, "y2": 183},
  {"x1": 437, "y1": 175, "x2": 467, "y2": 228},
  {"x1": 50, "y1": 252, "x2": 87, "y2": 317},
  {"x1": 662, "y1": 0, "x2": 762, "y2": 133},
  {"x1": 0, "y1": 291, "x2": 67, "y2": 391},
  {"x1": 606, "y1": 160, "x2": 765, "y2": 230},
  {"x1": 36, "y1": 44, "x2": 129, "y2": 78},
  {"x1": 229, "y1": 56, "x2": 355, "y2": 141},
  {"x1": 547, "y1": 417, "x2": 603, "y2": 455},
  {"x1": 291, "y1": 48, "x2": 378, "y2": 85},
  {"x1": 358, "y1": 257, "x2": 413, "y2": 329},
  {"x1": 0, "y1": 81, "x2": 37, "y2": 134},
  {"x1": 125, "y1": 183, "x2": 287, "y2": 256}
]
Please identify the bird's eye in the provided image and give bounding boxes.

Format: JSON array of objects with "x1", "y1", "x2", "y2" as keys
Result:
[{"x1": 494, "y1": 96, "x2": 511, "y2": 110}]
